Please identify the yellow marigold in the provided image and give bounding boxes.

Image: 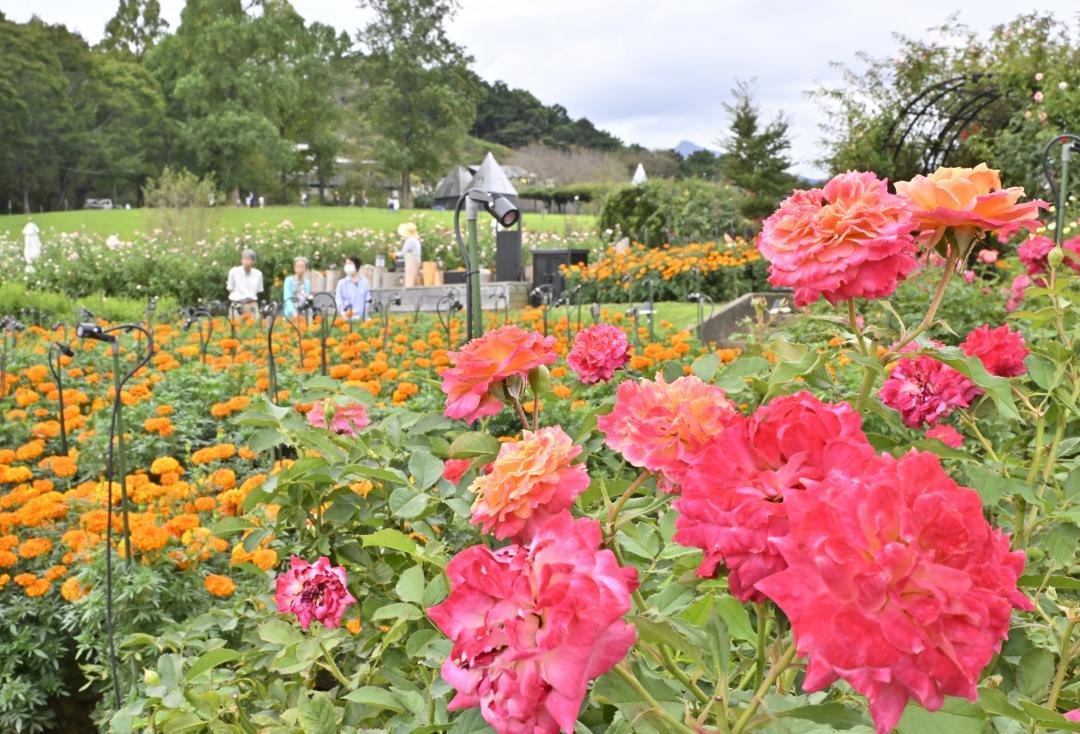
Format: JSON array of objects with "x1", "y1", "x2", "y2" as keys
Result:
[
  {"x1": 0, "y1": 574, "x2": 8, "y2": 589},
  {"x1": 25, "y1": 578, "x2": 51, "y2": 597},
  {"x1": 130, "y1": 524, "x2": 170, "y2": 553},
  {"x1": 251, "y1": 548, "x2": 278, "y2": 571},
  {"x1": 0, "y1": 550, "x2": 17, "y2": 567},
  {"x1": 204, "y1": 574, "x2": 235, "y2": 597},
  {"x1": 44, "y1": 564, "x2": 67, "y2": 581},
  {"x1": 151, "y1": 456, "x2": 182, "y2": 475},
  {"x1": 13, "y1": 572, "x2": 37, "y2": 587},
  {"x1": 211, "y1": 469, "x2": 236, "y2": 490},
  {"x1": 345, "y1": 618, "x2": 362, "y2": 634},
  {"x1": 194, "y1": 496, "x2": 216, "y2": 512},
  {"x1": 18, "y1": 537, "x2": 53, "y2": 559},
  {"x1": 61, "y1": 576, "x2": 88, "y2": 602}
]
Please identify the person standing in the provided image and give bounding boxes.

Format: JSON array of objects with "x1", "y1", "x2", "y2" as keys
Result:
[
  {"x1": 301, "y1": 191, "x2": 308, "y2": 208},
  {"x1": 227, "y1": 249, "x2": 264, "y2": 317},
  {"x1": 397, "y1": 222, "x2": 422, "y2": 287},
  {"x1": 22, "y1": 218, "x2": 41, "y2": 267},
  {"x1": 335, "y1": 255, "x2": 370, "y2": 319},
  {"x1": 282, "y1": 256, "x2": 313, "y2": 317}
]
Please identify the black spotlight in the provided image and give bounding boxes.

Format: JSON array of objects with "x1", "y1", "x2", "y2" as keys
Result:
[{"x1": 487, "y1": 194, "x2": 519, "y2": 228}]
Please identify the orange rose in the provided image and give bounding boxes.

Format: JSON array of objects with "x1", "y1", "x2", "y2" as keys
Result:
[{"x1": 895, "y1": 164, "x2": 1044, "y2": 252}]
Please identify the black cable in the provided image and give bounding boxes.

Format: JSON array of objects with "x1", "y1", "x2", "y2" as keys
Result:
[
  {"x1": 453, "y1": 193, "x2": 474, "y2": 343},
  {"x1": 93, "y1": 324, "x2": 153, "y2": 710}
]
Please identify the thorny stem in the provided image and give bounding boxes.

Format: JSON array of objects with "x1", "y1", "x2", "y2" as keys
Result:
[
  {"x1": 319, "y1": 641, "x2": 351, "y2": 688},
  {"x1": 607, "y1": 470, "x2": 652, "y2": 541},
  {"x1": 509, "y1": 395, "x2": 531, "y2": 431},
  {"x1": 1048, "y1": 618, "x2": 1076, "y2": 710},
  {"x1": 753, "y1": 603, "x2": 769, "y2": 690},
  {"x1": 658, "y1": 644, "x2": 711, "y2": 705},
  {"x1": 847, "y1": 300, "x2": 867, "y2": 357},
  {"x1": 882, "y1": 248, "x2": 959, "y2": 362},
  {"x1": 731, "y1": 643, "x2": 799, "y2": 734},
  {"x1": 612, "y1": 663, "x2": 697, "y2": 734}
]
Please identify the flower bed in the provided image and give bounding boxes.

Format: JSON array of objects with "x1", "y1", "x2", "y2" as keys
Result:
[{"x1": 0, "y1": 162, "x2": 1078, "y2": 734}]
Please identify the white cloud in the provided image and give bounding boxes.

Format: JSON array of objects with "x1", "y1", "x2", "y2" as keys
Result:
[{"x1": 4, "y1": 0, "x2": 1077, "y2": 176}]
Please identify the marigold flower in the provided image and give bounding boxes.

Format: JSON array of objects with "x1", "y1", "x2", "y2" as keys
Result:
[
  {"x1": 61, "y1": 576, "x2": 89, "y2": 602},
  {"x1": 757, "y1": 171, "x2": 919, "y2": 306},
  {"x1": 567, "y1": 324, "x2": 631, "y2": 384},
  {"x1": 960, "y1": 324, "x2": 1028, "y2": 378},
  {"x1": 470, "y1": 427, "x2": 590, "y2": 541},
  {"x1": 440, "y1": 325, "x2": 558, "y2": 424},
  {"x1": 251, "y1": 548, "x2": 278, "y2": 571},
  {"x1": 204, "y1": 574, "x2": 236, "y2": 597},
  {"x1": 428, "y1": 513, "x2": 637, "y2": 734},
  {"x1": 306, "y1": 399, "x2": 371, "y2": 436},
  {"x1": 275, "y1": 556, "x2": 355, "y2": 630},
  {"x1": 150, "y1": 456, "x2": 182, "y2": 475},
  {"x1": 895, "y1": 163, "x2": 1043, "y2": 251},
  {"x1": 598, "y1": 375, "x2": 739, "y2": 492},
  {"x1": 18, "y1": 537, "x2": 53, "y2": 559},
  {"x1": 756, "y1": 450, "x2": 1031, "y2": 734}
]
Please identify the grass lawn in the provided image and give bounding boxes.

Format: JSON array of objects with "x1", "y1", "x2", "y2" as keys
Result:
[
  {"x1": 0, "y1": 206, "x2": 597, "y2": 239},
  {"x1": 503, "y1": 302, "x2": 703, "y2": 332}
]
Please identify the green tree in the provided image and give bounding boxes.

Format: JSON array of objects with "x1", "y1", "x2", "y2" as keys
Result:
[
  {"x1": 146, "y1": 0, "x2": 348, "y2": 198},
  {"x1": 677, "y1": 149, "x2": 725, "y2": 180},
  {"x1": 718, "y1": 80, "x2": 797, "y2": 220},
  {"x1": 358, "y1": 0, "x2": 477, "y2": 208},
  {"x1": 102, "y1": 0, "x2": 168, "y2": 58}
]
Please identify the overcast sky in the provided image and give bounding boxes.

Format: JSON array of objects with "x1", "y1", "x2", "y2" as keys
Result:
[{"x1": 4, "y1": 1, "x2": 1078, "y2": 177}]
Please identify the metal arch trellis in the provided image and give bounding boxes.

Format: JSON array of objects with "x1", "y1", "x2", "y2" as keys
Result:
[{"x1": 884, "y1": 73, "x2": 1006, "y2": 175}]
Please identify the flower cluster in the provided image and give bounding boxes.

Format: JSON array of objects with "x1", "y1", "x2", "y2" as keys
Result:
[{"x1": 428, "y1": 513, "x2": 637, "y2": 734}]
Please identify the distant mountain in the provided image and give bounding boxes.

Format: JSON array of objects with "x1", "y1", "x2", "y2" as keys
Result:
[{"x1": 674, "y1": 140, "x2": 717, "y2": 158}]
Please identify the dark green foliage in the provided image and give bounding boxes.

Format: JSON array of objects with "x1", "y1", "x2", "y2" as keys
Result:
[
  {"x1": 471, "y1": 78, "x2": 623, "y2": 151},
  {"x1": 599, "y1": 179, "x2": 749, "y2": 247}
]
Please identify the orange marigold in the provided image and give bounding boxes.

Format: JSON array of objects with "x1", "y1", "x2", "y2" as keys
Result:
[{"x1": 204, "y1": 574, "x2": 235, "y2": 597}]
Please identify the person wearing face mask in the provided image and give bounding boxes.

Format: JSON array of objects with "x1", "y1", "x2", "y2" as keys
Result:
[{"x1": 335, "y1": 255, "x2": 370, "y2": 319}]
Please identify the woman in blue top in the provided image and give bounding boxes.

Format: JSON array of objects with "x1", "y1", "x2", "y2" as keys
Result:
[
  {"x1": 335, "y1": 255, "x2": 370, "y2": 319},
  {"x1": 282, "y1": 256, "x2": 312, "y2": 317}
]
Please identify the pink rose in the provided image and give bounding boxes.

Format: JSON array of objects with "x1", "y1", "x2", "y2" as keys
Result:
[
  {"x1": 566, "y1": 323, "x2": 631, "y2": 384},
  {"x1": 675, "y1": 393, "x2": 876, "y2": 601},
  {"x1": 924, "y1": 424, "x2": 964, "y2": 447},
  {"x1": 1006, "y1": 274, "x2": 1033, "y2": 312},
  {"x1": 469, "y1": 427, "x2": 590, "y2": 541},
  {"x1": 757, "y1": 171, "x2": 919, "y2": 306},
  {"x1": 756, "y1": 450, "x2": 1031, "y2": 734},
  {"x1": 306, "y1": 400, "x2": 370, "y2": 436},
  {"x1": 440, "y1": 325, "x2": 558, "y2": 424},
  {"x1": 963, "y1": 270, "x2": 976, "y2": 284},
  {"x1": 597, "y1": 375, "x2": 740, "y2": 493},
  {"x1": 274, "y1": 556, "x2": 356, "y2": 631},
  {"x1": 977, "y1": 248, "x2": 999, "y2": 263},
  {"x1": 961, "y1": 324, "x2": 1028, "y2": 377},
  {"x1": 428, "y1": 513, "x2": 637, "y2": 734},
  {"x1": 1018, "y1": 235, "x2": 1080, "y2": 277},
  {"x1": 878, "y1": 348, "x2": 979, "y2": 428},
  {"x1": 442, "y1": 458, "x2": 471, "y2": 485}
]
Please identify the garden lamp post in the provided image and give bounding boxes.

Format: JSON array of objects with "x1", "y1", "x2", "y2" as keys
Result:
[
  {"x1": 0, "y1": 317, "x2": 24, "y2": 402},
  {"x1": 263, "y1": 302, "x2": 280, "y2": 404},
  {"x1": 436, "y1": 291, "x2": 463, "y2": 345},
  {"x1": 454, "y1": 187, "x2": 521, "y2": 342},
  {"x1": 310, "y1": 292, "x2": 338, "y2": 377},
  {"x1": 1043, "y1": 133, "x2": 1079, "y2": 247},
  {"x1": 47, "y1": 339, "x2": 75, "y2": 455},
  {"x1": 625, "y1": 305, "x2": 641, "y2": 348},
  {"x1": 182, "y1": 308, "x2": 214, "y2": 366},
  {"x1": 531, "y1": 284, "x2": 554, "y2": 336},
  {"x1": 640, "y1": 277, "x2": 656, "y2": 341},
  {"x1": 687, "y1": 293, "x2": 716, "y2": 343}
]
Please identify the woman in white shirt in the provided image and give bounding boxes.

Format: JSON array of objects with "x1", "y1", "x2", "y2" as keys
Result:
[{"x1": 397, "y1": 222, "x2": 422, "y2": 286}]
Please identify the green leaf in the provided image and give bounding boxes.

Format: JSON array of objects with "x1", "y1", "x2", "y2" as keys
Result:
[
  {"x1": 395, "y1": 565, "x2": 425, "y2": 605},
  {"x1": 1016, "y1": 647, "x2": 1055, "y2": 699},
  {"x1": 209, "y1": 517, "x2": 258, "y2": 537},
  {"x1": 372, "y1": 602, "x2": 423, "y2": 622},
  {"x1": 161, "y1": 712, "x2": 206, "y2": 734},
  {"x1": 1019, "y1": 574, "x2": 1080, "y2": 590},
  {"x1": 933, "y1": 346, "x2": 1019, "y2": 421},
  {"x1": 298, "y1": 692, "x2": 337, "y2": 734},
  {"x1": 186, "y1": 648, "x2": 240, "y2": 681},
  {"x1": 714, "y1": 595, "x2": 755, "y2": 644},
  {"x1": 409, "y1": 449, "x2": 444, "y2": 489},
  {"x1": 777, "y1": 702, "x2": 870, "y2": 728},
  {"x1": 1065, "y1": 467, "x2": 1080, "y2": 499},
  {"x1": 1026, "y1": 355, "x2": 1059, "y2": 391},
  {"x1": 896, "y1": 697, "x2": 986, "y2": 734},
  {"x1": 248, "y1": 427, "x2": 284, "y2": 454},
  {"x1": 362, "y1": 529, "x2": 418, "y2": 556},
  {"x1": 691, "y1": 353, "x2": 721, "y2": 382},
  {"x1": 343, "y1": 686, "x2": 405, "y2": 713},
  {"x1": 390, "y1": 486, "x2": 430, "y2": 519},
  {"x1": 258, "y1": 619, "x2": 302, "y2": 646},
  {"x1": 448, "y1": 431, "x2": 500, "y2": 460}
]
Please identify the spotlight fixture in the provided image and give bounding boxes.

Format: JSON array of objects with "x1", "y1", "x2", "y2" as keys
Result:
[{"x1": 75, "y1": 322, "x2": 116, "y2": 343}]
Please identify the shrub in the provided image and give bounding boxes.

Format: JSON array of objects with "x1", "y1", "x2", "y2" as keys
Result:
[{"x1": 599, "y1": 179, "x2": 749, "y2": 247}]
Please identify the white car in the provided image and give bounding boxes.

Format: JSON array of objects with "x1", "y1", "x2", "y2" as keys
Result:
[{"x1": 85, "y1": 198, "x2": 114, "y2": 210}]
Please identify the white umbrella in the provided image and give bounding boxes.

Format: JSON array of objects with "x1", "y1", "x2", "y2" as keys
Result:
[{"x1": 22, "y1": 220, "x2": 41, "y2": 265}]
